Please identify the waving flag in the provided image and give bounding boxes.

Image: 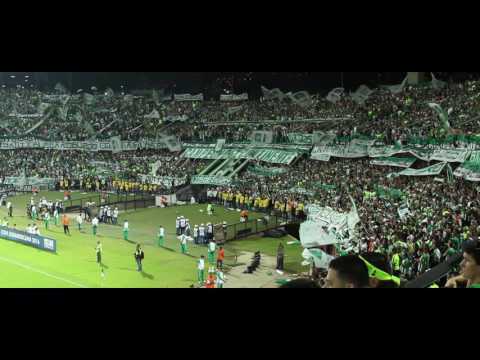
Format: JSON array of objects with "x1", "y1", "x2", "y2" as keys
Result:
[
  {"x1": 428, "y1": 103, "x2": 451, "y2": 130},
  {"x1": 326, "y1": 87, "x2": 344, "y2": 103}
]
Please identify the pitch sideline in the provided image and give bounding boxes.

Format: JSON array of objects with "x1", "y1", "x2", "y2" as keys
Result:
[{"x1": 0, "y1": 255, "x2": 89, "y2": 288}]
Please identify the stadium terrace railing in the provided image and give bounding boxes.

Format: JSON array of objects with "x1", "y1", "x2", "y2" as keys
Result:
[
  {"x1": 213, "y1": 214, "x2": 289, "y2": 243},
  {"x1": 64, "y1": 192, "x2": 155, "y2": 213}
]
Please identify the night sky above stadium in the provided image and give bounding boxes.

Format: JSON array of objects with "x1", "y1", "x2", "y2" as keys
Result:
[{"x1": 1, "y1": 72, "x2": 478, "y2": 93}]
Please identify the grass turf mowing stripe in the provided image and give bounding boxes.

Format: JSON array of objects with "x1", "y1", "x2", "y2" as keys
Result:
[{"x1": 0, "y1": 255, "x2": 88, "y2": 288}]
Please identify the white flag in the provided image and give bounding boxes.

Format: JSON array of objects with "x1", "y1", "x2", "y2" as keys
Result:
[
  {"x1": 261, "y1": 86, "x2": 286, "y2": 101},
  {"x1": 302, "y1": 248, "x2": 335, "y2": 269},
  {"x1": 326, "y1": 88, "x2": 344, "y2": 103},
  {"x1": 350, "y1": 84, "x2": 374, "y2": 104},
  {"x1": 288, "y1": 91, "x2": 312, "y2": 107}
]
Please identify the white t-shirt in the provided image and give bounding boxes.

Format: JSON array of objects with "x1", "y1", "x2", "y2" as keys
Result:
[
  {"x1": 176, "y1": 219, "x2": 180, "y2": 228},
  {"x1": 198, "y1": 259, "x2": 205, "y2": 270},
  {"x1": 159, "y1": 228, "x2": 165, "y2": 237},
  {"x1": 76, "y1": 215, "x2": 83, "y2": 224},
  {"x1": 180, "y1": 235, "x2": 187, "y2": 244},
  {"x1": 113, "y1": 209, "x2": 119, "y2": 218},
  {"x1": 180, "y1": 219, "x2": 186, "y2": 227},
  {"x1": 124, "y1": 222, "x2": 129, "y2": 230},
  {"x1": 199, "y1": 227, "x2": 205, "y2": 236},
  {"x1": 207, "y1": 224, "x2": 213, "y2": 233},
  {"x1": 6, "y1": 202, "x2": 11, "y2": 209},
  {"x1": 193, "y1": 227, "x2": 199, "y2": 236},
  {"x1": 92, "y1": 218, "x2": 99, "y2": 226}
]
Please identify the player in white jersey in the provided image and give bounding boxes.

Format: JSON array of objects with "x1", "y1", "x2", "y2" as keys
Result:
[
  {"x1": 199, "y1": 224, "x2": 206, "y2": 245},
  {"x1": 179, "y1": 216, "x2": 186, "y2": 235}
]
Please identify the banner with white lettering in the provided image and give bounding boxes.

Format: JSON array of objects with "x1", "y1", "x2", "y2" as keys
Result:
[
  {"x1": 0, "y1": 226, "x2": 56, "y2": 252},
  {"x1": 191, "y1": 175, "x2": 232, "y2": 186},
  {"x1": 0, "y1": 139, "x2": 170, "y2": 152},
  {"x1": 174, "y1": 93, "x2": 204, "y2": 102},
  {"x1": 140, "y1": 175, "x2": 187, "y2": 188},
  {"x1": 396, "y1": 162, "x2": 447, "y2": 177},
  {"x1": 220, "y1": 93, "x2": 248, "y2": 101},
  {"x1": 370, "y1": 157, "x2": 416, "y2": 168},
  {"x1": 182, "y1": 147, "x2": 300, "y2": 165}
]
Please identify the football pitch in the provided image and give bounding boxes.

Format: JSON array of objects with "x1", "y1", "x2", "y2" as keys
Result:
[{"x1": 0, "y1": 191, "x2": 304, "y2": 288}]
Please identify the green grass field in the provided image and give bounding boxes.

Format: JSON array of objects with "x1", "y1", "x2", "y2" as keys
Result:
[{"x1": 0, "y1": 191, "x2": 304, "y2": 288}]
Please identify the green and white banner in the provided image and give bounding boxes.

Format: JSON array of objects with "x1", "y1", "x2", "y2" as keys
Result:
[
  {"x1": 174, "y1": 93, "x2": 204, "y2": 102},
  {"x1": 288, "y1": 187, "x2": 315, "y2": 196},
  {"x1": 397, "y1": 162, "x2": 447, "y2": 177},
  {"x1": 370, "y1": 157, "x2": 416, "y2": 168},
  {"x1": 191, "y1": 175, "x2": 232, "y2": 186},
  {"x1": 0, "y1": 138, "x2": 174, "y2": 152},
  {"x1": 139, "y1": 175, "x2": 187, "y2": 188},
  {"x1": 251, "y1": 131, "x2": 273, "y2": 144},
  {"x1": 368, "y1": 146, "x2": 407, "y2": 158},
  {"x1": 220, "y1": 93, "x2": 248, "y2": 101},
  {"x1": 311, "y1": 144, "x2": 369, "y2": 159},
  {"x1": 350, "y1": 137, "x2": 377, "y2": 147},
  {"x1": 247, "y1": 165, "x2": 287, "y2": 177},
  {"x1": 369, "y1": 145, "x2": 471, "y2": 163},
  {"x1": 3, "y1": 176, "x2": 55, "y2": 187},
  {"x1": 182, "y1": 147, "x2": 300, "y2": 165},
  {"x1": 430, "y1": 149, "x2": 471, "y2": 163},
  {"x1": 312, "y1": 132, "x2": 336, "y2": 146},
  {"x1": 310, "y1": 152, "x2": 331, "y2": 162},
  {"x1": 454, "y1": 151, "x2": 480, "y2": 182},
  {"x1": 454, "y1": 166, "x2": 480, "y2": 182},
  {"x1": 405, "y1": 148, "x2": 434, "y2": 161},
  {"x1": 287, "y1": 133, "x2": 313, "y2": 145}
]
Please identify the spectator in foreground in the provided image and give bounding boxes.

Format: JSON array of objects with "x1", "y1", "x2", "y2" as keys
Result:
[
  {"x1": 445, "y1": 240, "x2": 480, "y2": 288},
  {"x1": 324, "y1": 255, "x2": 370, "y2": 288}
]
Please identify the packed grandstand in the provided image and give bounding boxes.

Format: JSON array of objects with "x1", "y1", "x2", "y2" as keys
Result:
[{"x1": 1, "y1": 73, "x2": 480, "y2": 288}]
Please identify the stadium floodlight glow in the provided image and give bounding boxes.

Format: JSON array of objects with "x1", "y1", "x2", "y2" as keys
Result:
[{"x1": 10, "y1": 75, "x2": 15, "y2": 78}]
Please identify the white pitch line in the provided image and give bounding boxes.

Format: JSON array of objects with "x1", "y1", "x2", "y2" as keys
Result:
[{"x1": 0, "y1": 255, "x2": 89, "y2": 288}]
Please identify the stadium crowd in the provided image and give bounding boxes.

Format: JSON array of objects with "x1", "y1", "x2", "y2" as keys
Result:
[
  {"x1": 1, "y1": 76, "x2": 480, "y2": 288},
  {"x1": 1, "y1": 79, "x2": 480, "y2": 144},
  {"x1": 209, "y1": 155, "x2": 480, "y2": 284}
]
